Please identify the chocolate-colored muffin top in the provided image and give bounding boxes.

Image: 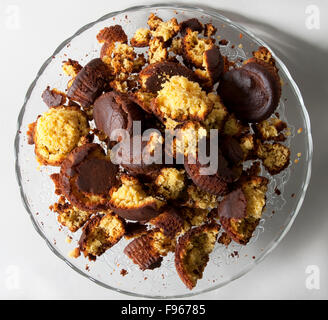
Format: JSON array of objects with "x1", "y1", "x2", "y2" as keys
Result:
[{"x1": 217, "y1": 60, "x2": 281, "y2": 122}]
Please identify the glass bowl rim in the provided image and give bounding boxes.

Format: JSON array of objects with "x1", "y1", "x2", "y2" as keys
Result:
[{"x1": 14, "y1": 3, "x2": 313, "y2": 299}]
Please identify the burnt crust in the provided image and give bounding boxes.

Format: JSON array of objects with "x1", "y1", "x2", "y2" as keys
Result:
[
  {"x1": 217, "y1": 59, "x2": 282, "y2": 122},
  {"x1": 96, "y1": 25, "x2": 128, "y2": 44},
  {"x1": 42, "y1": 86, "x2": 66, "y2": 108},
  {"x1": 180, "y1": 18, "x2": 204, "y2": 35},
  {"x1": 139, "y1": 61, "x2": 198, "y2": 93},
  {"x1": 56, "y1": 143, "x2": 118, "y2": 212},
  {"x1": 67, "y1": 58, "x2": 111, "y2": 108}
]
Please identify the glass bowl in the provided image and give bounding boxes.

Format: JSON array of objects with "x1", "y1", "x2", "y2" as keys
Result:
[{"x1": 14, "y1": 4, "x2": 312, "y2": 298}]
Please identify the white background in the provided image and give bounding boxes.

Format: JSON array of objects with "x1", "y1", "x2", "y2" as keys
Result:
[{"x1": 1, "y1": 0, "x2": 327, "y2": 300}]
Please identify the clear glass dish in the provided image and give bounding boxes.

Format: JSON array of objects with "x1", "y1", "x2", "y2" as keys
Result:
[{"x1": 14, "y1": 4, "x2": 312, "y2": 298}]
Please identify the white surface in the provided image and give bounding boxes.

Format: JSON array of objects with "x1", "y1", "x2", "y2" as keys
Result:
[{"x1": 1, "y1": 0, "x2": 327, "y2": 300}]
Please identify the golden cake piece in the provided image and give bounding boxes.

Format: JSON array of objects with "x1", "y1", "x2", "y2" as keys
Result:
[
  {"x1": 79, "y1": 212, "x2": 125, "y2": 261},
  {"x1": 149, "y1": 207, "x2": 189, "y2": 238},
  {"x1": 180, "y1": 207, "x2": 210, "y2": 227},
  {"x1": 223, "y1": 114, "x2": 249, "y2": 137},
  {"x1": 181, "y1": 29, "x2": 215, "y2": 68},
  {"x1": 252, "y1": 46, "x2": 276, "y2": 68},
  {"x1": 202, "y1": 93, "x2": 228, "y2": 131},
  {"x1": 50, "y1": 196, "x2": 91, "y2": 232},
  {"x1": 154, "y1": 168, "x2": 186, "y2": 200},
  {"x1": 124, "y1": 229, "x2": 176, "y2": 270},
  {"x1": 204, "y1": 23, "x2": 217, "y2": 37},
  {"x1": 218, "y1": 176, "x2": 269, "y2": 245},
  {"x1": 62, "y1": 59, "x2": 83, "y2": 78},
  {"x1": 96, "y1": 25, "x2": 128, "y2": 44},
  {"x1": 239, "y1": 134, "x2": 255, "y2": 160},
  {"x1": 131, "y1": 28, "x2": 151, "y2": 47},
  {"x1": 52, "y1": 143, "x2": 118, "y2": 212},
  {"x1": 148, "y1": 14, "x2": 180, "y2": 42},
  {"x1": 170, "y1": 38, "x2": 183, "y2": 55},
  {"x1": 148, "y1": 37, "x2": 168, "y2": 64},
  {"x1": 174, "y1": 121, "x2": 207, "y2": 158},
  {"x1": 32, "y1": 106, "x2": 90, "y2": 166},
  {"x1": 109, "y1": 175, "x2": 166, "y2": 222},
  {"x1": 254, "y1": 117, "x2": 287, "y2": 141},
  {"x1": 152, "y1": 76, "x2": 213, "y2": 122},
  {"x1": 175, "y1": 222, "x2": 220, "y2": 289},
  {"x1": 183, "y1": 184, "x2": 217, "y2": 210},
  {"x1": 109, "y1": 43, "x2": 137, "y2": 75},
  {"x1": 256, "y1": 141, "x2": 290, "y2": 175}
]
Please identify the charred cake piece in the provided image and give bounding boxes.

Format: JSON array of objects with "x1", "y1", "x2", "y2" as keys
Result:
[
  {"x1": 53, "y1": 143, "x2": 118, "y2": 212},
  {"x1": 152, "y1": 76, "x2": 213, "y2": 122},
  {"x1": 139, "y1": 61, "x2": 198, "y2": 93},
  {"x1": 109, "y1": 175, "x2": 165, "y2": 222},
  {"x1": 93, "y1": 91, "x2": 145, "y2": 141},
  {"x1": 124, "y1": 228, "x2": 176, "y2": 270},
  {"x1": 218, "y1": 58, "x2": 281, "y2": 122},
  {"x1": 79, "y1": 212, "x2": 125, "y2": 260},
  {"x1": 175, "y1": 222, "x2": 220, "y2": 289},
  {"x1": 50, "y1": 196, "x2": 91, "y2": 232},
  {"x1": 67, "y1": 58, "x2": 111, "y2": 108},
  {"x1": 256, "y1": 140, "x2": 290, "y2": 175},
  {"x1": 31, "y1": 106, "x2": 90, "y2": 166},
  {"x1": 217, "y1": 175, "x2": 269, "y2": 245}
]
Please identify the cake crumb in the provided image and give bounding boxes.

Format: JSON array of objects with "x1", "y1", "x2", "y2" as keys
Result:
[{"x1": 120, "y1": 269, "x2": 128, "y2": 277}]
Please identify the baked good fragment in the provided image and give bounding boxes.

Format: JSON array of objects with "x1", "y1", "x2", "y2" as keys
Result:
[
  {"x1": 139, "y1": 61, "x2": 197, "y2": 93},
  {"x1": 183, "y1": 184, "x2": 217, "y2": 210},
  {"x1": 152, "y1": 76, "x2": 213, "y2": 122},
  {"x1": 218, "y1": 59, "x2": 282, "y2": 122},
  {"x1": 42, "y1": 86, "x2": 66, "y2": 107},
  {"x1": 124, "y1": 229, "x2": 175, "y2": 270},
  {"x1": 109, "y1": 175, "x2": 165, "y2": 221},
  {"x1": 154, "y1": 168, "x2": 186, "y2": 200},
  {"x1": 202, "y1": 93, "x2": 228, "y2": 131},
  {"x1": 93, "y1": 91, "x2": 145, "y2": 141},
  {"x1": 32, "y1": 106, "x2": 90, "y2": 166},
  {"x1": 180, "y1": 18, "x2": 204, "y2": 35},
  {"x1": 217, "y1": 176, "x2": 269, "y2": 244},
  {"x1": 67, "y1": 58, "x2": 111, "y2": 108},
  {"x1": 256, "y1": 141, "x2": 290, "y2": 175},
  {"x1": 53, "y1": 143, "x2": 118, "y2": 212},
  {"x1": 62, "y1": 59, "x2": 83, "y2": 78},
  {"x1": 253, "y1": 117, "x2": 287, "y2": 141},
  {"x1": 175, "y1": 222, "x2": 220, "y2": 289},
  {"x1": 79, "y1": 212, "x2": 125, "y2": 260},
  {"x1": 148, "y1": 37, "x2": 168, "y2": 64},
  {"x1": 131, "y1": 28, "x2": 151, "y2": 47},
  {"x1": 96, "y1": 25, "x2": 128, "y2": 44},
  {"x1": 50, "y1": 196, "x2": 91, "y2": 232},
  {"x1": 148, "y1": 14, "x2": 180, "y2": 42}
]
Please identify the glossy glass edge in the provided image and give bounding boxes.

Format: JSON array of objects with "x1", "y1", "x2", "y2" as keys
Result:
[{"x1": 14, "y1": 3, "x2": 313, "y2": 299}]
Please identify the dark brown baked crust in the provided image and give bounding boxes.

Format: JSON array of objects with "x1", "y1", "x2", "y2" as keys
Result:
[
  {"x1": 217, "y1": 59, "x2": 281, "y2": 122},
  {"x1": 139, "y1": 61, "x2": 198, "y2": 93},
  {"x1": 93, "y1": 91, "x2": 145, "y2": 140},
  {"x1": 42, "y1": 86, "x2": 66, "y2": 107},
  {"x1": 55, "y1": 143, "x2": 118, "y2": 212},
  {"x1": 67, "y1": 58, "x2": 111, "y2": 108},
  {"x1": 180, "y1": 18, "x2": 204, "y2": 35},
  {"x1": 175, "y1": 222, "x2": 220, "y2": 289},
  {"x1": 96, "y1": 25, "x2": 128, "y2": 44}
]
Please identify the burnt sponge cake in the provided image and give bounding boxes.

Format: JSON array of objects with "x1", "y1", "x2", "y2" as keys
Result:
[
  {"x1": 218, "y1": 59, "x2": 281, "y2": 122},
  {"x1": 67, "y1": 58, "x2": 111, "y2": 108},
  {"x1": 52, "y1": 143, "x2": 118, "y2": 212},
  {"x1": 93, "y1": 91, "x2": 145, "y2": 140}
]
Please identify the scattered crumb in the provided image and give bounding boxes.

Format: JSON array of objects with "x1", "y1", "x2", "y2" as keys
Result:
[
  {"x1": 120, "y1": 269, "x2": 128, "y2": 277},
  {"x1": 297, "y1": 128, "x2": 303, "y2": 134},
  {"x1": 65, "y1": 236, "x2": 72, "y2": 244},
  {"x1": 274, "y1": 188, "x2": 281, "y2": 196},
  {"x1": 68, "y1": 248, "x2": 80, "y2": 258}
]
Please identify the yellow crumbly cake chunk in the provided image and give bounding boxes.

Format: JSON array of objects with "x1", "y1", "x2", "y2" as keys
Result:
[
  {"x1": 105, "y1": 43, "x2": 136, "y2": 74},
  {"x1": 110, "y1": 175, "x2": 165, "y2": 210},
  {"x1": 155, "y1": 168, "x2": 186, "y2": 200},
  {"x1": 155, "y1": 76, "x2": 213, "y2": 122},
  {"x1": 149, "y1": 15, "x2": 180, "y2": 42},
  {"x1": 240, "y1": 134, "x2": 255, "y2": 159},
  {"x1": 256, "y1": 142, "x2": 290, "y2": 175},
  {"x1": 202, "y1": 93, "x2": 228, "y2": 131},
  {"x1": 223, "y1": 114, "x2": 249, "y2": 137},
  {"x1": 255, "y1": 118, "x2": 287, "y2": 140},
  {"x1": 149, "y1": 38, "x2": 168, "y2": 64},
  {"x1": 34, "y1": 107, "x2": 89, "y2": 166},
  {"x1": 131, "y1": 28, "x2": 151, "y2": 47},
  {"x1": 242, "y1": 177, "x2": 268, "y2": 220},
  {"x1": 170, "y1": 38, "x2": 183, "y2": 55},
  {"x1": 175, "y1": 121, "x2": 207, "y2": 157},
  {"x1": 184, "y1": 184, "x2": 217, "y2": 210}
]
